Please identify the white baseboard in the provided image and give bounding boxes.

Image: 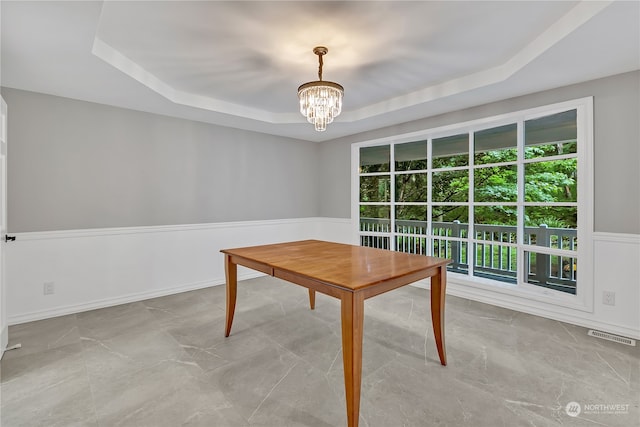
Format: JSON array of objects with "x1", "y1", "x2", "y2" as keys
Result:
[
  {"x1": 0, "y1": 324, "x2": 7, "y2": 359},
  {"x1": 7, "y1": 272, "x2": 263, "y2": 325},
  {"x1": 447, "y1": 283, "x2": 639, "y2": 340},
  {"x1": 411, "y1": 279, "x2": 639, "y2": 340}
]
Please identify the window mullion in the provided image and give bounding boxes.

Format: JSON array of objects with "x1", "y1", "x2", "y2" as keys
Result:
[
  {"x1": 427, "y1": 138, "x2": 433, "y2": 256},
  {"x1": 468, "y1": 132, "x2": 475, "y2": 278},
  {"x1": 516, "y1": 120, "x2": 525, "y2": 287},
  {"x1": 390, "y1": 143, "x2": 396, "y2": 251}
]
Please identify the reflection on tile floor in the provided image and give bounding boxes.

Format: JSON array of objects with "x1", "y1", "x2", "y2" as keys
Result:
[{"x1": 1, "y1": 276, "x2": 638, "y2": 426}]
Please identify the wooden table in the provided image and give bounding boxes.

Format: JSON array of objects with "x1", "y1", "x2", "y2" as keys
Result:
[{"x1": 221, "y1": 240, "x2": 450, "y2": 427}]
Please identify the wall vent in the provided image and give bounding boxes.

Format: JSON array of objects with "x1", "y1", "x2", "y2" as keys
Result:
[{"x1": 588, "y1": 330, "x2": 635, "y2": 346}]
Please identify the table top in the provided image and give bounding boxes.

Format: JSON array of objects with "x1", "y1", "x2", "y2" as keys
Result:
[{"x1": 221, "y1": 239, "x2": 450, "y2": 291}]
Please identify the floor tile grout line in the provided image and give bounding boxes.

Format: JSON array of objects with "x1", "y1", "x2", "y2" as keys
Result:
[
  {"x1": 79, "y1": 319, "x2": 101, "y2": 427},
  {"x1": 3, "y1": 277, "x2": 639, "y2": 426},
  {"x1": 247, "y1": 361, "x2": 299, "y2": 423}
]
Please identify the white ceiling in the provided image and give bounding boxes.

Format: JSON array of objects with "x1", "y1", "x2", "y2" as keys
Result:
[{"x1": 2, "y1": 1, "x2": 638, "y2": 142}]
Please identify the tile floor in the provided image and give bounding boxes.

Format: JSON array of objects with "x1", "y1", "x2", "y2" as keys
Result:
[{"x1": 1, "y1": 276, "x2": 638, "y2": 426}]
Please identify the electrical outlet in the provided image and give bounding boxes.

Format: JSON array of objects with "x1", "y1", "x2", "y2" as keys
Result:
[
  {"x1": 43, "y1": 282, "x2": 55, "y2": 295},
  {"x1": 602, "y1": 291, "x2": 615, "y2": 306}
]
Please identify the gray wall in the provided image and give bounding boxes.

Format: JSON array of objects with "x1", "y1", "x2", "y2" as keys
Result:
[
  {"x1": 318, "y1": 71, "x2": 640, "y2": 235},
  {"x1": 5, "y1": 71, "x2": 640, "y2": 234},
  {"x1": 3, "y1": 88, "x2": 320, "y2": 232}
]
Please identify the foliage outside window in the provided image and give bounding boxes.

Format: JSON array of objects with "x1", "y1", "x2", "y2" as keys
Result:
[{"x1": 356, "y1": 101, "x2": 591, "y2": 301}]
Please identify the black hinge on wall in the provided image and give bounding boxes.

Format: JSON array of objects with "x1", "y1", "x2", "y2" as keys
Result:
[{"x1": 4, "y1": 235, "x2": 15, "y2": 242}]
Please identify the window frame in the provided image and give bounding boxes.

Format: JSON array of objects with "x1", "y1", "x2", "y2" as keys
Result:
[{"x1": 351, "y1": 97, "x2": 594, "y2": 311}]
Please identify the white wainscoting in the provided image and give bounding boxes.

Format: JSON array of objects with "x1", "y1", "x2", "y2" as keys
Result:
[
  {"x1": 412, "y1": 232, "x2": 640, "y2": 339},
  {"x1": 7, "y1": 219, "x2": 638, "y2": 340},
  {"x1": 6, "y1": 218, "x2": 341, "y2": 324},
  {"x1": 591, "y1": 233, "x2": 640, "y2": 337},
  {"x1": 314, "y1": 217, "x2": 356, "y2": 245}
]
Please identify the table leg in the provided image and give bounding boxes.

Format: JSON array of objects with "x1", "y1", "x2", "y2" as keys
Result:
[
  {"x1": 225, "y1": 254, "x2": 237, "y2": 337},
  {"x1": 308, "y1": 289, "x2": 316, "y2": 310},
  {"x1": 341, "y1": 291, "x2": 364, "y2": 427},
  {"x1": 430, "y1": 265, "x2": 447, "y2": 365}
]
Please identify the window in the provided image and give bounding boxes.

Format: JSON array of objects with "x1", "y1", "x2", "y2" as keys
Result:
[{"x1": 353, "y1": 98, "x2": 593, "y2": 308}]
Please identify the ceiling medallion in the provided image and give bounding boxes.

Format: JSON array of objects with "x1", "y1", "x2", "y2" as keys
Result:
[{"x1": 297, "y1": 46, "x2": 344, "y2": 132}]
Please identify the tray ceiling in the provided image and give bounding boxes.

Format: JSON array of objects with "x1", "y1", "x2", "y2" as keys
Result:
[{"x1": 2, "y1": 1, "x2": 639, "y2": 142}]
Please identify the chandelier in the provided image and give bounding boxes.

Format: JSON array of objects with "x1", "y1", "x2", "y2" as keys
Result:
[{"x1": 297, "y1": 46, "x2": 344, "y2": 132}]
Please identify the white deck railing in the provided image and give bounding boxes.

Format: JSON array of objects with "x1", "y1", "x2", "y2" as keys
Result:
[{"x1": 359, "y1": 218, "x2": 577, "y2": 294}]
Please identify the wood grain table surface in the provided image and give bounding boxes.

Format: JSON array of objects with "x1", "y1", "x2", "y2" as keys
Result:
[{"x1": 221, "y1": 240, "x2": 451, "y2": 427}]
